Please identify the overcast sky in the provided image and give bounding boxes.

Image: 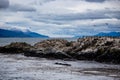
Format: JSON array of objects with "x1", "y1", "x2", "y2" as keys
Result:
[{"x1": 0, "y1": 0, "x2": 120, "y2": 37}]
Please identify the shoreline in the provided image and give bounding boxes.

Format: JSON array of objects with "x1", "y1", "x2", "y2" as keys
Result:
[{"x1": 0, "y1": 37, "x2": 120, "y2": 64}]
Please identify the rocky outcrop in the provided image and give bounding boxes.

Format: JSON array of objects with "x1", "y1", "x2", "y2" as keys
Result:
[
  {"x1": 24, "y1": 39, "x2": 72, "y2": 59},
  {"x1": 0, "y1": 37, "x2": 120, "y2": 64},
  {"x1": 72, "y1": 37, "x2": 120, "y2": 63},
  {"x1": 0, "y1": 42, "x2": 32, "y2": 53},
  {"x1": 95, "y1": 47, "x2": 120, "y2": 63},
  {"x1": 24, "y1": 48, "x2": 72, "y2": 59}
]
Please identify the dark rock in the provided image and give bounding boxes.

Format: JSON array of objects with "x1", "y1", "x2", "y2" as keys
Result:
[
  {"x1": 75, "y1": 52, "x2": 96, "y2": 60},
  {"x1": 95, "y1": 48, "x2": 120, "y2": 64},
  {"x1": 0, "y1": 47, "x2": 23, "y2": 53},
  {"x1": 52, "y1": 51, "x2": 72, "y2": 59},
  {"x1": 0, "y1": 42, "x2": 32, "y2": 54},
  {"x1": 24, "y1": 48, "x2": 72, "y2": 59},
  {"x1": 66, "y1": 42, "x2": 72, "y2": 47},
  {"x1": 104, "y1": 41, "x2": 113, "y2": 46},
  {"x1": 55, "y1": 62, "x2": 71, "y2": 66},
  {"x1": 24, "y1": 48, "x2": 44, "y2": 57}
]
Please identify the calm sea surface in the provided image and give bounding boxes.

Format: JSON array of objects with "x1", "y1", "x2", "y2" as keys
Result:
[
  {"x1": 0, "y1": 54, "x2": 120, "y2": 80},
  {"x1": 0, "y1": 38, "x2": 77, "y2": 46}
]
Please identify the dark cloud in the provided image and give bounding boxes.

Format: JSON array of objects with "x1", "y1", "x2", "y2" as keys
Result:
[
  {"x1": 40, "y1": 0, "x2": 56, "y2": 4},
  {"x1": 108, "y1": 25, "x2": 120, "y2": 32},
  {"x1": 0, "y1": 0, "x2": 9, "y2": 9},
  {"x1": 31, "y1": 10, "x2": 120, "y2": 24},
  {"x1": 0, "y1": 0, "x2": 35, "y2": 12},
  {"x1": 86, "y1": 0, "x2": 105, "y2": 3},
  {"x1": 9, "y1": 4, "x2": 36, "y2": 12},
  {"x1": 35, "y1": 0, "x2": 56, "y2": 5}
]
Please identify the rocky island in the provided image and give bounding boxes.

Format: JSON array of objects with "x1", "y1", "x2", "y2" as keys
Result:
[{"x1": 0, "y1": 37, "x2": 120, "y2": 64}]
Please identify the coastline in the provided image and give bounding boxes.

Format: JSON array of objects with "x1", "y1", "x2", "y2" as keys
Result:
[{"x1": 0, "y1": 37, "x2": 120, "y2": 64}]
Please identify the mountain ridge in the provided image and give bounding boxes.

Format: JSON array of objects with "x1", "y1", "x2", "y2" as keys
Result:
[
  {"x1": 0, "y1": 28, "x2": 49, "y2": 38},
  {"x1": 95, "y1": 32, "x2": 120, "y2": 37}
]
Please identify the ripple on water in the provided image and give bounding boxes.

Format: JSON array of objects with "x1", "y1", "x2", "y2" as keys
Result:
[{"x1": 0, "y1": 53, "x2": 120, "y2": 80}]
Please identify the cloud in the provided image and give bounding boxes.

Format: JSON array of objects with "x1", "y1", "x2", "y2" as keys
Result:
[
  {"x1": 0, "y1": 0, "x2": 120, "y2": 37},
  {"x1": 85, "y1": 0, "x2": 105, "y2": 3},
  {"x1": 0, "y1": 0, "x2": 9, "y2": 9},
  {"x1": 37, "y1": 0, "x2": 56, "y2": 5},
  {"x1": 0, "y1": 0, "x2": 36, "y2": 12},
  {"x1": 9, "y1": 4, "x2": 36, "y2": 12},
  {"x1": 0, "y1": 23, "x2": 29, "y2": 32}
]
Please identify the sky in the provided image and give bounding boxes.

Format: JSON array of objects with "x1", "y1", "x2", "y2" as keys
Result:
[{"x1": 0, "y1": 0, "x2": 120, "y2": 37}]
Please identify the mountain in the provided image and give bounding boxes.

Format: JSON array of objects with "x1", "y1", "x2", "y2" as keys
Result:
[
  {"x1": 95, "y1": 32, "x2": 120, "y2": 37},
  {"x1": 74, "y1": 35, "x2": 84, "y2": 38},
  {"x1": 0, "y1": 28, "x2": 49, "y2": 38}
]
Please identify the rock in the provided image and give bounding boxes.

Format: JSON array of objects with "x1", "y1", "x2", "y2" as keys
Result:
[
  {"x1": 53, "y1": 51, "x2": 72, "y2": 59},
  {"x1": 69, "y1": 37, "x2": 120, "y2": 64},
  {"x1": 95, "y1": 47, "x2": 120, "y2": 64},
  {"x1": 32, "y1": 37, "x2": 120, "y2": 63},
  {"x1": 31, "y1": 39, "x2": 72, "y2": 59},
  {"x1": 24, "y1": 48, "x2": 45, "y2": 57},
  {"x1": 0, "y1": 47, "x2": 23, "y2": 53},
  {"x1": 43, "y1": 51, "x2": 71, "y2": 59},
  {"x1": 24, "y1": 47, "x2": 72, "y2": 59},
  {"x1": 0, "y1": 37, "x2": 120, "y2": 64},
  {"x1": 74, "y1": 49, "x2": 98, "y2": 60},
  {"x1": 0, "y1": 42, "x2": 32, "y2": 54},
  {"x1": 55, "y1": 62, "x2": 71, "y2": 66},
  {"x1": 5, "y1": 42, "x2": 32, "y2": 48},
  {"x1": 34, "y1": 39, "x2": 68, "y2": 49}
]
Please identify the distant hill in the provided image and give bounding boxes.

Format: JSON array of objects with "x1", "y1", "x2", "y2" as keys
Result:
[
  {"x1": 0, "y1": 28, "x2": 49, "y2": 38},
  {"x1": 74, "y1": 36, "x2": 84, "y2": 38},
  {"x1": 95, "y1": 32, "x2": 120, "y2": 37}
]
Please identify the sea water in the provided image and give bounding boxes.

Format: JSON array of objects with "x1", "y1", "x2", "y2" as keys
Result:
[{"x1": 0, "y1": 38, "x2": 77, "y2": 46}]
